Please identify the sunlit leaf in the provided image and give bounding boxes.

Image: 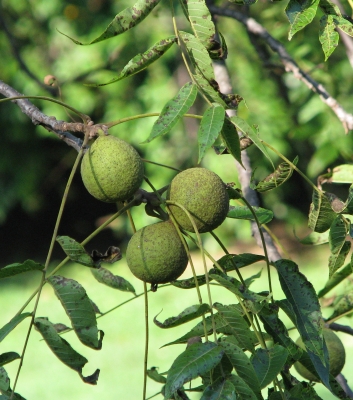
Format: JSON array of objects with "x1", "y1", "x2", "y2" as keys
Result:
[
  {"x1": 193, "y1": 72, "x2": 228, "y2": 108},
  {"x1": 334, "y1": 16, "x2": 353, "y2": 37},
  {"x1": 56, "y1": 236, "x2": 97, "y2": 268},
  {"x1": 308, "y1": 190, "x2": 336, "y2": 233},
  {"x1": 164, "y1": 342, "x2": 224, "y2": 398},
  {"x1": 285, "y1": 0, "x2": 320, "y2": 40},
  {"x1": 0, "y1": 260, "x2": 44, "y2": 279},
  {"x1": 48, "y1": 276, "x2": 101, "y2": 349},
  {"x1": 153, "y1": 304, "x2": 211, "y2": 329},
  {"x1": 90, "y1": 267, "x2": 135, "y2": 293},
  {"x1": 230, "y1": 116, "x2": 274, "y2": 169},
  {"x1": 319, "y1": 15, "x2": 339, "y2": 60},
  {"x1": 0, "y1": 313, "x2": 31, "y2": 342},
  {"x1": 220, "y1": 118, "x2": 243, "y2": 166},
  {"x1": 327, "y1": 290, "x2": 353, "y2": 320},
  {"x1": 317, "y1": 262, "x2": 353, "y2": 298},
  {"x1": 0, "y1": 352, "x2": 20, "y2": 367},
  {"x1": 319, "y1": 0, "x2": 341, "y2": 17},
  {"x1": 179, "y1": 0, "x2": 216, "y2": 49},
  {"x1": 34, "y1": 318, "x2": 99, "y2": 384},
  {"x1": 59, "y1": 0, "x2": 161, "y2": 44},
  {"x1": 219, "y1": 340, "x2": 261, "y2": 397},
  {"x1": 329, "y1": 164, "x2": 353, "y2": 183},
  {"x1": 197, "y1": 104, "x2": 225, "y2": 163},
  {"x1": 251, "y1": 157, "x2": 298, "y2": 193},
  {"x1": 227, "y1": 206, "x2": 273, "y2": 225},
  {"x1": 88, "y1": 36, "x2": 177, "y2": 86},
  {"x1": 142, "y1": 82, "x2": 197, "y2": 143},
  {"x1": 274, "y1": 259, "x2": 330, "y2": 387},
  {"x1": 213, "y1": 302, "x2": 255, "y2": 352},
  {"x1": 251, "y1": 345, "x2": 288, "y2": 388}
]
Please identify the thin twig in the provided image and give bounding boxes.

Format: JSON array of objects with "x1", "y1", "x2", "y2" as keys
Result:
[{"x1": 209, "y1": 5, "x2": 353, "y2": 133}]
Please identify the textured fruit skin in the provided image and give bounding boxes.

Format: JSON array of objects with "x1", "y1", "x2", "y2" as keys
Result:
[
  {"x1": 81, "y1": 135, "x2": 144, "y2": 203},
  {"x1": 168, "y1": 168, "x2": 229, "y2": 233},
  {"x1": 294, "y1": 329, "x2": 346, "y2": 381},
  {"x1": 126, "y1": 221, "x2": 188, "y2": 284}
]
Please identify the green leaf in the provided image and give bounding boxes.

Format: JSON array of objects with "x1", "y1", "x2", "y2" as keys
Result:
[
  {"x1": 251, "y1": 157, "x2": 298, "y2": 193},
  {"x1": 153, "y1": 304, "x2": 211, "y2": 329},
  {"x1": 34, "y1": 318, "x2": 99, "y2": 384},
  {"x1": 198, "y1": 104, "x2": 225, "y2": 163},
  {"x1": 90, "y1": 267, "x2": 135, "y2": 293},
  {"x1": 0, "y1": 260, "x2": 44, "y2": 279},
  {"x1": 179, "y1": 31, "x2": 215, "y2": 82},
  {"x1": 230, "y1": 117, "x2": 274, "y2": 169},
  {"x1": 327, "y1": 290, "x2": 353, "y2": 320},
  {"x1": 220, "y1": 118, "x2": 243, "y2": 166},
  {"x1": 171, "y1": 274, "x2": 208, "y2": 289},
  {"x1": 48, "y1": 276, "x2": 100, "y2": 349},
  {"x1": 202, "y1": 377, "x2": 237, "y2": 399},
  {"x1": 214, "y1": 253, "x2": 265, "y2": 272},
  {"x1": 274, "y1": 259, "x2": 330, "y2": 387},
  {"x1": 285, "y1": 0, "x2": 320, "y2": 40},
  {"x1": 142, "y1": 82, "x2": 197, "y2": 143},
  {"x1": 213, "y1": 303, "x2": 255, "y2": 352},
  {"x1": 298, "y1": 230, "x2": 329, "y2": 245},
  {"x1": 0, "y1": 313, "x2": 32, "y2": 342},
  {"x1": 228, "y1": 374, "x2": 260, "y2": 400},
  {"x1": 219, "y1": 340, "x2": 262, "y2": 397},
  {"x1": 56, "y1": 236, "x2": 97, "y2": 268},
  {"x1": 193, "y1": 72, "x2": 228, "y2": 108},
  {"x1": 164, "y1": 342, "x2": 224, "y2": 398},
  {"x1": 287, "y1": 382, "x2": 323, "y2": 399},
  {"x1": 0, "y1": 367, "x2": 10, "y2": 392},
  {"x1": 179, "y1": 0, "x2": 216, "y2": 49},
  {"x1": 59, "y1": 0, "x2": 161, "y2": 45},
  {"x1": 251, "y1": 345, "x2": 288, "y2": 388},
  {"x1": 334, "y1": 16, "x2": 353, "y2": 37},
  {"x1": 328, "y1": 215, "x2": 350, "y2": 276},
  {"x1": 227, "y1": 206, "x2": 273, "y2": 225},
  {"x1": 319, "y1": 0, "x2": 341, "y2": 17},
  {"x1": 0, "y1": 352, "x2": 20, "y2": 367},
  {"x1": 319, "y1": 15, "x2": 339, "y2": 60},
  {"x1": 329, "y1": 164, "x2": 353, "y2": 183},
  {"x1": 88, "y1": 36, "x2": 177, "y2": 86},
  {"x1": 318, "y1": 262, "x2": 353, "y2": 298},
  {"x1": 329, "y1": 241, "x2": 351, "y2": 277},
  {"x1": 308, "y1": 190, "x2": 337, "y2": 233},
  {"x1": 147, "y1": 367, "x2": 167, "y2": 384}
]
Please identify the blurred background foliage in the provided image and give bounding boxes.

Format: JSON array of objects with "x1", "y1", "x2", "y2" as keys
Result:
[{"x1": 1, "y1": 0, "x2": 353, "y2": 268}]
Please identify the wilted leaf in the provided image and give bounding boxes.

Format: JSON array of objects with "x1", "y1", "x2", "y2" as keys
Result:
[
  {"x1": 88, "y1": 36, "x2": 177, "y2": 86},
  {"x1": 91, "y1": 267, "x2": 135, "y2": 293},
  {"x1": 198, "y1": 104, "x2": 225, "y2": 163},
  {"x1": 154, "y1": 304, "x2": 210, "y2": 328},
  {"x1": 164, "y1": 342, "x2": 224, "y2": 398},
  {"x1": 286, "y1": 0, "x2": 320, "y2": 39},
  {"x1": 227, "y1": 206, "x2": 273, "y2": 225},
  {"x1": 0, "y1": 260, "x2": 44, "y2": 279},
  {"x1": 48, "y1": 276, "x2": 100, "y2": 349},
  {"x1": 59, "y1": 0, "x2": 161, "y2": 44},
  {"x1": 90, "y1": 246, "x2": 122, "y2": 264},
  {"x1": 142, "y1": 82, "x2": 197, "y2": 143},
  {"x1": 0, "y1": 313, "x2": 32, "y2": 342}
]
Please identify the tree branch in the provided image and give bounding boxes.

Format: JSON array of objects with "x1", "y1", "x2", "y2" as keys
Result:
[
  {"x1": 0, "y1": 80, "x2": 108, "y2": 152},
  {"x1": 209, "y1": 5, "x2": 353, "y2": 133}
]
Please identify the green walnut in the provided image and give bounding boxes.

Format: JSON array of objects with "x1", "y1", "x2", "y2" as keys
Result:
[
  {"x1": 126, "y1": 220, "x2": 188, "y2": 284},
  {"x1": 81, "y1": 134, "x2": 144, "y2": 203},
  {"x1": 168, "y1": 168, "x2": 229, "y2": 233},
  {"x1": 294, "y1": 329, "x2": 346, "y2": 381}
]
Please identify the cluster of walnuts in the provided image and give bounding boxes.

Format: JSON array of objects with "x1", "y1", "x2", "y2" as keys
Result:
[{"x1": 80, "y1": 134, "x2": 230, "y2": 287}]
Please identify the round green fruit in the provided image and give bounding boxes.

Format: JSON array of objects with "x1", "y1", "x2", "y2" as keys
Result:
[
  {"x1": 126, "y1": 220, "x2": 188, "y2": 284},
  {"x1": 294, "y1": 329, "x2": 346, "y2": 381},
  {"x1": 168, "y1": 168, "x2": 229, "y2": 233},
  {"x1": 81, "y1": 134, "x2": 144, "y2": 203}
]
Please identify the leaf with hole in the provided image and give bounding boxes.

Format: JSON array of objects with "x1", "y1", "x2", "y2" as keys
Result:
[
  {"x1": 164, "y1": 342, "x2": 224, "y2": 398},
  {"x1": 90, "y1": 267, "x2": 135, "y2": 293},
  {"x1": 59, "y1": 0, "x2": 161, "y2": 45},
  {"x1": 227, "y1": 206, "x2": 273, "y2": 225},
  {"x1": 0, "y1": 260, "x2": 44, "y2": 279},
  {"x1": 274, "y1": 259, "x2": 330, "y2": 388},
  {"x1": 142, "y1": 82, "x2": 197, "y2": 143},
  {"x1": 34, "y1": 317, "x2": 99, "y2": 384},
  {"x1": 197, "y1": 104, "x2": 225, "y2": 163},
  {"x1": 48, "y1": 275, "x2": 101, "y2": 349},
  {"x1": 88, "y1": 36, "x2": 177, "y2": 86},
  {"x1": 154, "y1": 304, "x2": 210, "y2": 329}
]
